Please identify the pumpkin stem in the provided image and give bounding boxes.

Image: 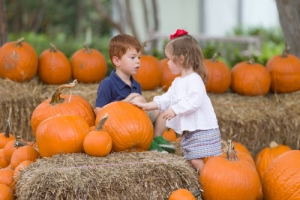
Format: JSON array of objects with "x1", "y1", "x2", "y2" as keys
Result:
[
  {"x1": 225, "y1": 140, "x2": 239, "y2": 162},
  {"x1": 50, "y1": 79, "x2": 78, "y2": 105},
  {"x1": 210, "y1": 52, "x2": 222, "y2": 62},
  {"x1": 281, "y1": 46, "x2": 290, "y2": 58},
  {"x1": 83, "y1": 43, "x2": 92, "y2": 54},
  {"x1": 14, "y1": 135, "x2": 27, "y2": 148},
  {"x1": 49, "y1": 43, "x2": 58, "y2": 52},
  {"x1": 95, "y1": 114, "x2": 108, "y2": 131},
  {"x1": 247, "y1": 58, "x2": 255, "y2": 65},
  {"x1": 269, "y1": 141, "x2": 278, "y2": 148},
  {"x1": 15, "y1": 37, "x2": 25, "y2": 47},
  {"x1": 4, "y1": 118, "x2": 11, "y2": 138}
]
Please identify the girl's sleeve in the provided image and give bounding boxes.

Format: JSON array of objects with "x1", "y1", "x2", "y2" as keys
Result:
[
  {"x1": 153, "y1": 83, "x2": 174, "y2": 112},
  {"x1": 172, "y1": 77, "x2": 205, "y2": 115}
]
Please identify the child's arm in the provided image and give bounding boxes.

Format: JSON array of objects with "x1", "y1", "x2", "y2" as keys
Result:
[{"x1": 132, "y1": 101, "x2": 158, "y2": 111}]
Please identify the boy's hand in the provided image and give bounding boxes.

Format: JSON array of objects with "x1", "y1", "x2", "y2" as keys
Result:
[{"x1": 162, "y1": 108, "x2": 176, "y2": 120}]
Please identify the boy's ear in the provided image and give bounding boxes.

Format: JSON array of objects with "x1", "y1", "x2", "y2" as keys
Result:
[{"x1": 112, "y1": 56, "x2": 120, "y2": 67}]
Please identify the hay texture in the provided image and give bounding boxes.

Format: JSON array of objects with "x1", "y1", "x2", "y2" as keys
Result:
[{"x1": 15, "y1": 152, "x2": 201, "y2": 200}]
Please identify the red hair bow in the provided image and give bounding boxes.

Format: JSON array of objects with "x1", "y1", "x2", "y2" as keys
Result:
[{"x1": 170, "y1": 29, "x2": 188, "y2": 40}]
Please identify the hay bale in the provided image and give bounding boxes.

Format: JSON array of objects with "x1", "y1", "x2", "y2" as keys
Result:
[{"x1": 15, "y1": 152, "x2": 202, "y2": 200}]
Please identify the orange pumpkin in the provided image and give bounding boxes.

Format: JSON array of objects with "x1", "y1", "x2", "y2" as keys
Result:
[
  {"x1": 232, "y1": 141, "x2": 252, "y2": 156},
  {"x1": 162, "y1": 128, "x2": 177, "y2": 142},
  {"x1": 0, "y1": 168, "x2": 15, "y2": 189},
  {"x1": 0, "y1": 149, "x2": 9, "y2": 168},
  {"x1": 70, "y1": 44, "x2": 108, "y2": 83},
  {"x1": 38, "y1": 43, "x2": 72, "y2": 84},
  {"x1": 3, "y1": 138, "x2": 28, "y2": 164},
  {"x1": 13, "y1": 160, "x2": 33, "y2": 180},
  {"x1": 205, "y1": 53, "x2": 231, "y2": 93},
  {"x1": 266, "y1": 46, "x2": 300, "y2": 93},
  {"x1": 0, "y1": 37, "x2": 38, "y2": 82},
  {"x1": 83, "y1": 114, "x2": 112, "y2": 157},
  {"x1": 255, "y1": 141, "x2": 291, "y2": 179},
  {"x1": 168, "y1": 188, "x2": 196, "y2": 200},
  {"x1": 10, "y1": 145, "x2": 39, "y2": 169},
  {"x1": 0, "y1": 120, "x2": 15, "y2": 149},
  {"x1": 200, "y1": 143, "x2": 261, "y2": 200},
  {"x1": 30, "y1": 80, "x2": 95, "y2": 135},
  {"x1": 0, "y1": 183, "x2": 14, "y2": 200},
  {"x1": 36, "y1": 114, "x2": 90, "y2": 158},
  {"x1": 133, "y1": 55, "x2": 161, "y2": 90},
  {"x1": 262, "y1": 150, "x2": 300, "y2": 200},
  {"x1": 231, "y1": 58, "x2": 271, "y2": 96},
  {"x1": 160, "y1": 58, "x2": 180, "y2": 91},
  {"x1": 95, "y1": 101, "x2": 153, "y2": 152}
]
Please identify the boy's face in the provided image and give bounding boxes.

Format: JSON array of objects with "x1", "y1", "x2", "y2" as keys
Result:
[{"x1": 113, "y1": 48, "x2": 141, "y2": 76}]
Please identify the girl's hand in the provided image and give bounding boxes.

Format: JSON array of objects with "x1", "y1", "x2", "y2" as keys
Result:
[{"x1": 162, "y1": 108, "x2": 176, "y2": 120}]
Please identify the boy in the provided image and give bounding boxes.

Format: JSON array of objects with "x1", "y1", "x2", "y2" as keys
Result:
[{"x1": 94, "y1": 34, "x2": 175, "y2": 153}]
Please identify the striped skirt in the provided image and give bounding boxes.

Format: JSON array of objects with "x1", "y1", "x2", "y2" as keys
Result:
[{"x1": 181, "y1": 128, "x2": 222, "y2": 160}]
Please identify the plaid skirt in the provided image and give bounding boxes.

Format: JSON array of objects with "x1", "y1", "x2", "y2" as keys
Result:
[{"x1": 181, "y1": 128, "x2": 222, "y2": 160}]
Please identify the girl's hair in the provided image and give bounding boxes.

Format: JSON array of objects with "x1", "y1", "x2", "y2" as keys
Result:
[
  {"x1": 165, "y1": 35, "x2": 208, "y2": 83},
  {"x1": 109, "y1": 34, "x2": 142, "y2": 63}
]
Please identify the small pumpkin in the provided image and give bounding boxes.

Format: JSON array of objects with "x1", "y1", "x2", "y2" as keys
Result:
[
  {"x1": 30, "y1": 80, "x2": 95, "y2": 135},
  {"x1": 83, "y1": 114, "x2": 112, "y2": 157},
  {"x1": 36, "y1": 114, "x2": 90, "y2": 158},
  {"x1": 0, "y1": 37, "x2": 38, "y2": 82},
  {"x1": 162, "y1": 128, "x2": 177, "y2": 142},
  {"x1": 231, "y1": 58, "x2": 271, "y2": 96},
  {"x1": 13, "y1": 160, "x2": 33, "y2": 180},
  {"x1": 168, "y1": 188, "x2": 196, "y2": 200},
  {"x1": 255, "y1": 141, "x2": 291, "y2": 179},
  {"x1": 0, "y1": 119, "x2": 16, "y2": 149},
  {"x1": 205, "y1": 53, "x2": 231, "y2": 93},
  {"x1": 70, "y1": 43, "x2": 108, "y2": 83},
  {"x1": 0, "y1": 168, "x2": 15, "y2": 189},
  {"x1": 133, "y1": 55, "x2": 161, "y2": 90},
  {"x1": 0, "y1": 183, "x2": 14, "y2": 200},
  {"x1": 3, "y1": 137, "x2": 28, "y2": 164},
  {"x1": 38, "y1": 43, "x2": 72, "y2": 84},
  {"x1": 160, "y1": 58, "x2": 180, "y2": 91},
  {"x1": 95, "y1": 101, "x2": 153, "y2": 152},
  {"x1": 262, "y1": 150, "x2": 300, "y2": 200},
  {"x1": 10, "y1": 145, "x2": 39, "y2": 169},
  {"x1": 0, "y1": 149, "x2": 9, "y2": 168},
  {"x1": 266, "y1": 46, "x2": 300, "y2": 93}
]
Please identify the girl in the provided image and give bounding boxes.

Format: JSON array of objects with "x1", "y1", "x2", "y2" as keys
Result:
[{"x1": 132, "y1": 29, "x2": 222, "y2": 173}]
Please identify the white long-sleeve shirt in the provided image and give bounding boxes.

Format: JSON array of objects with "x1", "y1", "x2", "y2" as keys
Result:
[{"x1": 154, "y1": 72, "x2": 219, "y2": 134}]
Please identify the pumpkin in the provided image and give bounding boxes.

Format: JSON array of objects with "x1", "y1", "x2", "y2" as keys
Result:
[
  {"x1": 0, "y1": 183, "x2": 14, "y2": 200},
  {"x1": 30, "y1": 80, "x2": 95, "y2": 135},
  {"x1": 3, "y1": 137, "x2": 28, "y2": 164},
  {"x1": 255, "y1": 141, "x2": 291, "y2": 179},
  {"x1": 266, "y1": 46, "x2": 300, "y2": 93},
  {"x1": 200, "y1": 141, "x2": 261, "y2": 200},
  {"x1": 231, "y1": 58, "x2": 271, "y2": 96},
  {"x1": 0, "y1": 168, "x2": 15, "y2": 189},
  {"x1": 70, "y1": 43, "x2": 108, "y2": 83},
  {"x1": 232, "y1": 141, "x2": 252, "y2": 156},
  {"x1": 160, "y1": 58, "x2": 180, "y2": 91},
  {"x1": 95, "y1": 101, "x2": 153, "y2": 152},
  {"x1": 10, "y1": 145, "x2": 39, "y2": 169},
  {"x1": 36, "y1": 114, "x2": 90, "y2": 158},
  {"x1": 0, "y1": 149, "x2": 9, "y2": 168},
  {"x1": 262, "y1": 150, "x2": 300, "y2": 200},
  {"x1": 204, "y1": 53, "x2": 231, "y2": 93},
  {"x1": 168, "y1": 188, "x2": 196, "y2": 200},
  {"x1": 38, "y1": 43, "x2": 72, "y2": 85},
  {"x1": 162, "y1": 128, "x2": 177, "y2": 142},
  {"x1": 0, "y1": 37, "x2": 38, "y2": 82},
  {"x1": 13, "y1": 160, "x2": 33, "y2": 180},
  {"x1": 0, "y1": 119, "x2": 16, "y2": 149},
  {"x1": 133, "y1": 55, "x2": 161, "y2": 90},
  {"x1": 83, "y1": 114, "x2": 112, "y2": 157}
]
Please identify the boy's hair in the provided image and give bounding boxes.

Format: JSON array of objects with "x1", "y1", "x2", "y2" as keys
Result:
[
  {"x1": 165, "y1": 35, "x2": 208, "y2": 83},
  {"x1": 109, "y1": 34, "x2": 142, "y2": 64}
]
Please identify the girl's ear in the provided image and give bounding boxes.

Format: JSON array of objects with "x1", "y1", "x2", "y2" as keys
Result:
[{"x1": 112, "y1": 56, "x2": 120, "y2": 67}]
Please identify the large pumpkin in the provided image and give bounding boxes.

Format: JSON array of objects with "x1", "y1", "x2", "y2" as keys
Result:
[
  {"x1": 95, "y1": 101, "x2": 153, "y2": 152},
  {"x1": 160, "y1": 58, "x2": 180, "y2": 91},
  {"x1": 231, "y1": 58, "x2": 271, "y2": 96},
  {"x1": 266, "y1": 46, "x2": 300, "y2": 93},
  {"x1": 35, "y1": 114, "x2": 90, "y2": 157},
  {"x1": 38, "y1": 43, "x2": 72, "y2": 84},
  {"x1": 0, "y1": 37, "x2": 38, "y2": 82},
  {"x1": 255, "y1": 141, "x2": 291, "y2": 179},
  {"x1": 70, "y1": 44, "x2": 107, "y2": 83},
  {"x1": 262, "y1": 150, "x2": 300, "y2": 200},
  {"x1": 30, "y1": 80, "x2": 95, "y2": 135},
  {"x1": 200, "y1": 142, "x2": 261, "y2": 200},
  {"x1": 205, "y1": 53, "x2": 231, "y2": 93},
  {"x1": 133, "y1": 55, "x2": 161, "y2": 90}
]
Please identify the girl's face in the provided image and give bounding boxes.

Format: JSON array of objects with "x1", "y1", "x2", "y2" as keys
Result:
[
  {"x1": 165, "y1": 50, "x2": 182, "y2": 75},
  {"x1": 113, "y1": 48, "x2": 141, "y2": 76}
]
